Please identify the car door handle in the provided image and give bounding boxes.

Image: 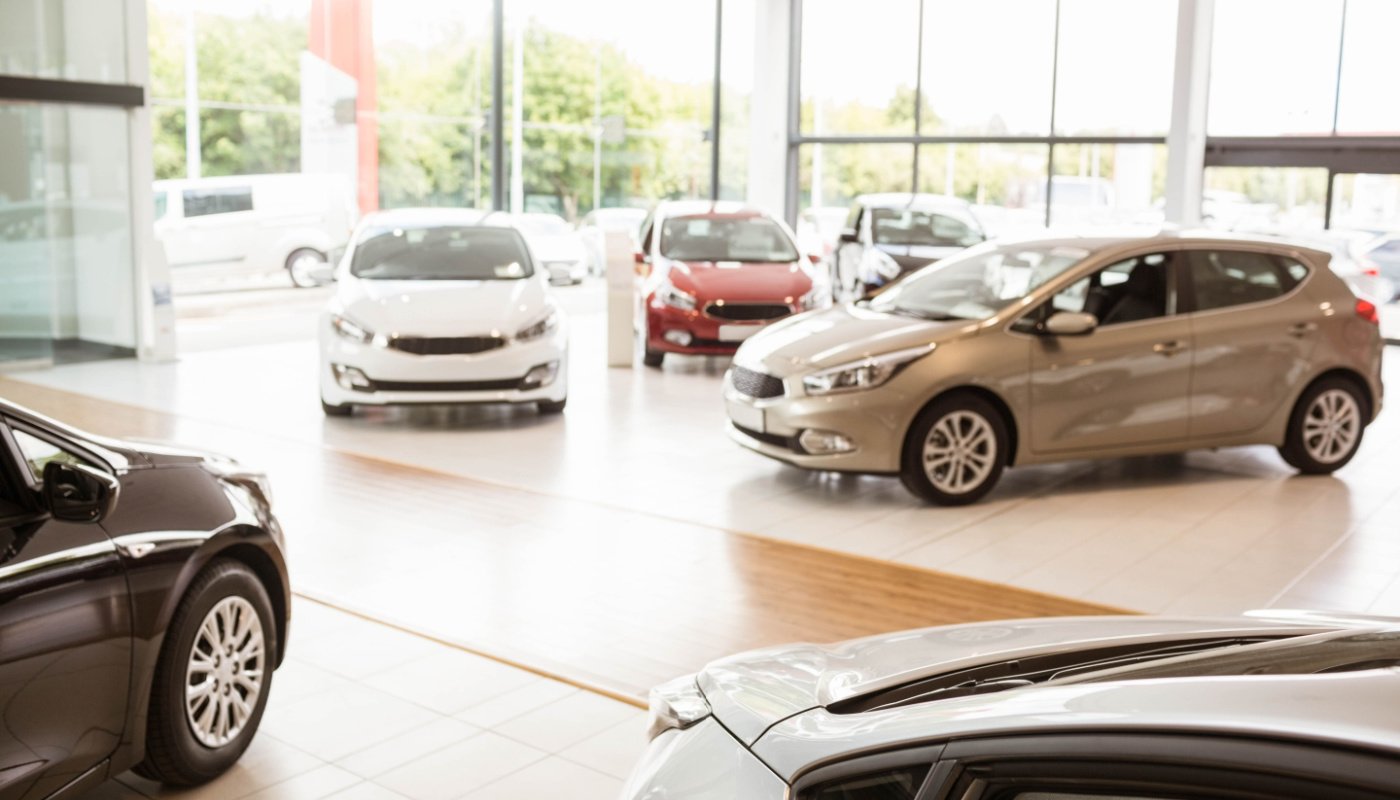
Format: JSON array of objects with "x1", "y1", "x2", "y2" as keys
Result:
[
  {"x1": 1288, "y1": 322, "x2": 1318, "y2": 337},
  {"x1": 1153, "y1": 340, "x2": 1187, "y2": 356}
]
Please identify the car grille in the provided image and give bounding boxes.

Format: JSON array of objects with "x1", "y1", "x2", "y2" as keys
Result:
[
  {"x1": 368, "y1": 377, "x2": 524, "y2": 392},
  {"x1": 388, "y1": 336, "x2": 507, "y2": 356},
  {"x1": 730, "y1": 365, "x2": 785, "y2": 399},
  {"x1": 706, "y1": 302, "x2": 792, "y2": 322},
  {"x1": 733, "y1": 423, "x2": 798, "y2": 452}
]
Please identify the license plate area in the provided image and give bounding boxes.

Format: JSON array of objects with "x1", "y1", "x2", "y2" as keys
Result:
[
  {"x1": 718, "y1": 324, "x2": 763, "y2": 342},
  {"x1": 727, "y1": 398, "x2": 765, "y2": 433}
]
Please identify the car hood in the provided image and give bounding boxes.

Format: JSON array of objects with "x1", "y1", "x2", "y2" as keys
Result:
[
  {"x1": 731, "y1": 302, "x2": 974, "y2": 377},
  {"x1": 528, "y1": 234, "x2": 587, "y2": 262},
  {"x1": 696, "y1": 615, "x2": 1334, "y2": 746},
  {"x1": 667, "y1": 260, "x2": 813, "y2": 303},
  {"x1": 336, "y1": 277, "x2": 548, "y2": 337}
]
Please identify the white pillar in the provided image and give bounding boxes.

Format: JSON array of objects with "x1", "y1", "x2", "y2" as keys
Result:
[
  {"x1": 746, "y1": 0, "x2": 790, "y2": 216},
  {"x1": 183, "y1": 5, "x2": 200, "y2": 180},
  {"x1": 510, "y1": 20, "x2": 524, "y2": 213},
  {"x1": 1164, "y1": 0, "x2": 1214, "y2": 225},
  {"x1": 131, "y1": 0, "x2": 177, "y2": 361}
]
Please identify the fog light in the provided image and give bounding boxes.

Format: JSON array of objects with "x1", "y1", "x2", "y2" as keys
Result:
[
  {"x1": 663, "y1": 329, "x2": 693, "y2": 346},
  {"x1": 332, "y1": 364, "x2": 373, "y2": 392},
  {"x1": 520, "y1": 361, "x2": 560, "y2": 389},
  {"x1": 798, "y1": 429, "x2": 855, "y2": 455}
]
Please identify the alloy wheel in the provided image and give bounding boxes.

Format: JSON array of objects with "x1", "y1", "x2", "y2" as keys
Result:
[
  {"x1": 1302, "y1": 388, "x2": 1361, "y2": 465},
  {"x1": 922, "y1": 410, "x2": 997, "y2": 495},
  {"x1": 184, "y1": 596, "x2": 265, "y2": 748}
]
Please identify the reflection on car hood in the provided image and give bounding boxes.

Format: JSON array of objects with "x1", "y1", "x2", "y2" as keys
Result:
[
  {"x1": 731, "y1": 303, "x2": 972, "y2": 376},
  {"x1": 669, "y1": 260, "x2": 813, "y2": 303},
  {"x1": 696, "y1": 615, "x2": 1330, "y2": 747},
  {"x1": 337, "y1": 277, "x2": 548, "y2": 337}
]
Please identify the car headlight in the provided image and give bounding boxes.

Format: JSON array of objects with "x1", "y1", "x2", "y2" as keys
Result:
[
  {"x1": 646, "y1": 675, "x2": 712, "y2": 741},
  {"x1": 802, "y1": 344, "x2": 935, "y2": 396},
  {"x1": 800, "y1": 283, "x2": 832, "y2": 311},
  {"x1": 657, "y1": 283, "x2": 697, "y2": 311},
  {"x1": 516, "y1": 307, "x2": 560, "y2": 342},
  {"x1": 859, "y1": 248, "x2": 902, "y2": 284},
  {"x1": 330, "y1": 313, "x2": 374, "y2": 344}
]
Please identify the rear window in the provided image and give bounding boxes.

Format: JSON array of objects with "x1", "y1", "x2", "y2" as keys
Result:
[
  {"x1": 660, "y1": 216, "x2": 799, "y2": 262},
  {"x1": 350, "y1": 225, "x2": 534, "y2": 281}
]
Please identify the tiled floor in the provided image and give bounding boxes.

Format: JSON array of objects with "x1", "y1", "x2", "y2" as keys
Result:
[{"x1": 103, "y1": 598, "x2": 644, "y2": 800}]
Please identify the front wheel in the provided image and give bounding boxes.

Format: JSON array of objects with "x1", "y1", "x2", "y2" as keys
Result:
[
  {"x1": 1279, "y1": 377, "x2": 1367, "y2": 474},
  {"x1": 133, "y1": 560, "x2": 277, "y2": 786},
  {"x1": 900, "y1": 394, "x2": 1008, "y2": 505}
]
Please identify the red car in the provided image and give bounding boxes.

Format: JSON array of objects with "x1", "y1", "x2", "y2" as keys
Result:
[{"x1": 635, "y1": 201, "x2": 829, "y2": 367}]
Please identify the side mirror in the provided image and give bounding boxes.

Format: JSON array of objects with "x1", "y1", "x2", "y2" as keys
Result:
[
  {"x1": 838, "y1": 229, "x2": 860, "y2": 244},
  {"x1": 42, "y1": 461, "x2": 120, "y2": 523},
  {"x1": 1043, "y1": 311, "x2": 1098, "y2": 337},
  {"x1": 807, "y1": 252, "x2": 821, "y2": 265}
]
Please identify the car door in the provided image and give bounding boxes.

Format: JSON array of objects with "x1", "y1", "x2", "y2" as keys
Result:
[
  {"x1": 1181, "y1": 248, "x2": 1320, "y2": 440},
  {"x1": 168, "y1": 185, "x2": 255, "y2": 268},
  {"x1": 1026, "y1": 250, "x2": 1193, "y2": 454},
  {"x1": 0, "y1": 422, "x2": 131, "y2": 800}
]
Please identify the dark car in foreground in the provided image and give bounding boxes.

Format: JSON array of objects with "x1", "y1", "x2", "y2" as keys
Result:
[
  {"x1": 0, "y1": 399, "x2": 289, "y2": 798},
  {"x1": 624, "y1": 611, "x2": 1400, "y2": 799}
]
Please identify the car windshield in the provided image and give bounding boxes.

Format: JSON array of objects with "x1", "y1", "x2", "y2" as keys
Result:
[
  {"x1": 350, "y1": 225, "x2": 533, "y2": 280},
  {"x1": 660, "y1": 215, "x2": 799, "y2": 262},
  {"x1": 868, "y1": 244, "x2": 1088, "y2": 321},
  {"x1": 872, "y1": 208, "x2": 983, "y2": 248}
]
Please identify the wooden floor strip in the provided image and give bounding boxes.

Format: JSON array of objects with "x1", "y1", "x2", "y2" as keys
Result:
[{"x1": 1, "y1": 378, "x2": 1124, "y2": 699}]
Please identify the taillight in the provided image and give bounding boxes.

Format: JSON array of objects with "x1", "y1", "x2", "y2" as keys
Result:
[{"x1": 1356, "y1": 298, "x2": 1380, "y2": 324}]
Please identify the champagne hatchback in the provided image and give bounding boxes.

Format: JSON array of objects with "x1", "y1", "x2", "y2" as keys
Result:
[{"x1": 725, "y1": 232, "x2": 1385, "y2": 504}]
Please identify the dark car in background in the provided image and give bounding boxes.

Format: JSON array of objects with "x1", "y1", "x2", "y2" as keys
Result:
[
  {"x1": 0, "y1": 399, "x2": 289, "y2": 797},
  {"x1": 832, "y1": 193, "x2": 986, "y2": 298}
]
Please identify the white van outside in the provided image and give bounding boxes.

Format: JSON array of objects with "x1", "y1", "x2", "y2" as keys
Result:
[{"x1": 154, "y1": 173, "x2": 356, "y2": 293}]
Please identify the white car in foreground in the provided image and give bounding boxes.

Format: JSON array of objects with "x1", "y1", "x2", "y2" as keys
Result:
[
  {"x1": 624, "y1": 612, "x2": 1400, "y2": 799},
  {"x1": 318, "y1": 208, "x2": 568, "y2": 416}
]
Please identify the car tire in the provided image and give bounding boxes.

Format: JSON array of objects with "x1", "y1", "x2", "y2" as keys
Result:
[
  {"x1": 133, "y1": 560, "x2": 277, "y2": 786},
  {"x1": 900, "y1": 393, "x2": 1009, "y2": 506},
  {"x1": 321, "y1": 398, "x2": 352, "y2": 417},
  {"x1": 285, "y1": 248, "x2": 325, "y2": 289},
  {"x1": 537, "y1": 398, "x2": 567, "y2": 414},
  {"x1": 1279, "y1": 377, "x2": 1368, "y2": 475}
]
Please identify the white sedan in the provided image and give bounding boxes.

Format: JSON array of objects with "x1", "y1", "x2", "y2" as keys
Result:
[{"x1": 318, "y1": 208, "x2": 568, "y2": 416}]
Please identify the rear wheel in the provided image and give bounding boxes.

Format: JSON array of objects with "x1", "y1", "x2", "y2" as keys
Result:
[
  {"x1": 900, "y1": 393, "x2": 1008, "y2": 505},
  {"x1": 285, "y1": 248, "x2": 325, "y2": 288},
  {"x1": 134, "y1": 561, "x2": 277, "y2": 786},
  {"x1": 1279, "y1": 377, "x2": 1367, "y2": 474}
]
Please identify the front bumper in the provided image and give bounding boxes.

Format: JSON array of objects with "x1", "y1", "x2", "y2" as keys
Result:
[
  {"x1": 620, "y1": 719, "x2": 786, "y2": 799},
  {"x1": 723, "y1": 375, "x2": 905, "y2": 474},
  {"x1": 320, "y1": 329, "x2": 568, "y2": 407},
  {"x1": 646, "y1": 301, "x2": 796, "y2": 355}
]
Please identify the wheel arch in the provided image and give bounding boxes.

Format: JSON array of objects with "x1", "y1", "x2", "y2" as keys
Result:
[
  {"x1": 903, "y1": 384, "x2": 1021, "y2": 467},
  {"x1": 1295, "y1": 367, "x2": 1376, "y2": 422}
]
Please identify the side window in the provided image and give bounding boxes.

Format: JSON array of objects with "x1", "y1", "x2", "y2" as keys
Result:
[
  {"x1": 1047, "y1": 252, "x2": 1173, "y2": 326},
  {"x1": 12, "y1": 429, "x2": 88, "y2": 482},
  {"x1": 183, "y1": 186, "x2": 254, "y2": 218},
  {"x1": 931, "y1": 215, "x2": 982, "y2": 246},
  {"x1": 845, "y1": 203, "x2": 863, "y2": 234},
  {"x1": 1279, "y1": 256, "x2": 1309, "y2": 284},
  {"x1": 806, "y1": 767, "x2": 929, "y2": 800},
  {"x1": 1187, "y1": 250, "x2": 1293, "y2": 312}
]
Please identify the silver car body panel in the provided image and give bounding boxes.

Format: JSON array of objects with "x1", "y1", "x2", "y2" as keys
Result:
[{"x1": 618, "y1": 718, "x2": 786, "y2": 800}]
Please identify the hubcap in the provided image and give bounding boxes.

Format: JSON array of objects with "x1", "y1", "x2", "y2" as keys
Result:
[
  {"x1": 185, "y1": 596, "x2": 265, "y2": 748},
  {"x1": 289, "y1": 253, "x2": 320, "y2": 286},
  {"x1": 1302, "y1": 389, "x2": 1361, "y2": 465},
  {"x1": 922, "y1": 410, "x2": 996, "y2": 495}
]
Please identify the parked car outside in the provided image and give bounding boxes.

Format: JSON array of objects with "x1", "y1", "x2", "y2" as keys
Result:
[
  {"x1": 726, "y1": 232, "x2": 1384, "y2": 504},
  {"x1": 576, "y1": 207, "x2": 647, "y2": 276},
  {"x1": 318, "y1": 208, "x2": 568, "y2": 416},
  {"x1": 832, "y1": 194, "x2": 985, "y2": 298},
  {"x1": 0, "y1": 398, "x2": 289, "y2": 793},
  {"x1": 514, "y1": 212, "x2": 590, "y2": 285},
  {"x1": 623, "y1": 611, "x2": 1400, "y2": 799},
  {"x1": 154, "y1": 173, "x2": 356, "y2": 293},
  {"x1": 635, "y1": 201, "x2": 829, "y2": 368}
]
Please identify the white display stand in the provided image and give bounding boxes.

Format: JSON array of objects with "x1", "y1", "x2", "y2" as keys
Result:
[{"x1": 605, "y1": 231, "x2": 635, "y2": 368}]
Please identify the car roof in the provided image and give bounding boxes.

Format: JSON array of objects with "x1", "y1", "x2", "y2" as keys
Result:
[
  {"x1": 980, "y1": 227, "x2": 1333, "y2": 263},
  {"x1": 854, "y1": 192, "x2": 973, "y2": 211},
  {"x1": 357, "y1": 207, "x2": 515, "y2": 229},
  {"x1": 754, "y1": 625, "x2": 1400, "y2": 781}
]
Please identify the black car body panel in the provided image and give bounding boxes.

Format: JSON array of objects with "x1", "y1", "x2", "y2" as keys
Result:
[{"x1": 0, "y1": 398, "x2": 289, "y2": 800}]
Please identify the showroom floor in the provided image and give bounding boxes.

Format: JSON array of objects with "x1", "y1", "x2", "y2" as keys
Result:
[{"x1": 3, "y1": 280, "x2": 1399, "y2": 798}]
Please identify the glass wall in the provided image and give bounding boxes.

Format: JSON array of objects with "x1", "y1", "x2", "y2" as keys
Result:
[
  {"x1": 800, "y1": 0, "x2": 920, "y2": 137},
  {"x1": 0, "y1": 0, "x2": 130, "y2": 82},
  {"x1": 1202, "y1": 166, "x2": 1329, "y2": 234},
  {"x1": 916, "y1": 143, "x2": 1049, "y2": 237}
]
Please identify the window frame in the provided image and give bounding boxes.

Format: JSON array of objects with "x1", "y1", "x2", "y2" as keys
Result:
[
  {"x1": 4, "y1": 418, "x2": 108, "y2": 489},
  {"x1": 1176, "y1": 247, "x2": 1312, "y2": 316},
  {"x1": 791, "y1": 743, "x2": 946, "y2": 800}
]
